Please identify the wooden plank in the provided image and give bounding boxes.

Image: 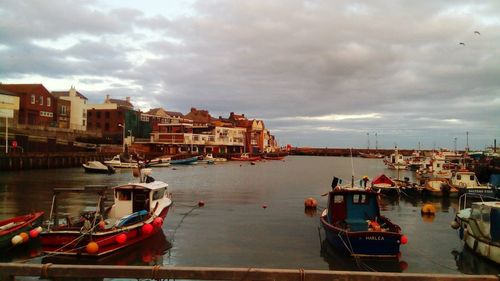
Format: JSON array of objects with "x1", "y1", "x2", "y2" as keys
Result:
[{"x1": 0, "y1": 263, "x2": 498, "y2": 281}]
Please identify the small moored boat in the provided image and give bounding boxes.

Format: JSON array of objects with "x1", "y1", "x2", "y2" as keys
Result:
[
  {"x1": 40, "y1": 168, "x2": 173, "y2": 256},
  {"x1": 231, "y1": 153, "x2": 261, "y2": 161},
  {"x1": 320, "y1": 177, "x2": 407, "y2": 257},
  {"x1": 452, "y1": 194, "x2": 500, "y2": 264},
  {"x1": 450, "y1": 170, "x2": 496, "y2": 198},
  {"x1": 83, "y1": 161, "x2": 115, "y2": 174},
  {"x1": 170, "y1": 155, "x2": 198, "y2": 165},
  {"x1": 104, "y1": 155, "x2": 139, "y2": 169},
  {"x1": 147, "y1": 156, "x2": 171, "y2": 167},
  {"x1": 0, "y1": 212, "x2": 44, "y2": 249},
  {"x1": 371, "y1": 174, "x2": 400, "y2": 196}
]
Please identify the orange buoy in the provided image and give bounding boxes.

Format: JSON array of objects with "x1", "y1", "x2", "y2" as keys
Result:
[
  {"x1": 19, "y1": 232, "x2": 29, "y2": 242},
  {"x1": 142, "y1": 223, "x2": 153, "y2": 235},
  {"x1": 421, "y1": 204, "x2": 436, "y2": 215},
  {"x1": 304, "y1": 198, "x2": 318, "y2": 209},
  {"x1": 86, "y1": 242, "x2": 99, "y2": 254},
  {"x1": 115, "y1": 233, "x2": 127, "y2": 244}
]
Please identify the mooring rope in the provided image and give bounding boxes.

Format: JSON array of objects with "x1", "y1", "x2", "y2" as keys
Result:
[{"x1": 167, "y1": 203, "x2": 201, "y2": 242}]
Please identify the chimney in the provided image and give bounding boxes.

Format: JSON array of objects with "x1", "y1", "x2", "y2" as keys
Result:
[
  {"x1": 495, "y1": 139, "x2": 497, "y2": 152},
  {"x1": 126, "y1": 96, "x2": 130, "y2": 103},
  {"x1": 105, "y1": 94, "x2": 110, "y2": 103}
]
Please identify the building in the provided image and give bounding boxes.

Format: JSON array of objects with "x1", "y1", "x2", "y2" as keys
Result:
[
  {"x1": 55, "y1": 99, "x2": 71, "y2": 129},
  {"x1": 86, "y1": 95, "x2": 135, "y2": 144},
  {"x1": 0, "y1": 84, "x2": 55, "y2": 126},
  {"x1": 228, "y1": 112, "x2": 266, "y2": 153},
  {"x1": 51, "y1": 86, "x2": 88, "y2": 131}
]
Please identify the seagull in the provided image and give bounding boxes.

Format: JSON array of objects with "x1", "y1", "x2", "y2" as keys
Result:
[
  {"x1": 474, "y1": 31, "x2": 481, "y2": 35},
  {"x1": 459, "y1": 42, "x2": 465, "y2": 46}
]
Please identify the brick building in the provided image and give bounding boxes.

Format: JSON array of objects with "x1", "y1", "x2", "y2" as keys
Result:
[{"x1": 0, "y1": 84, "x2": 55, "y2": 126}]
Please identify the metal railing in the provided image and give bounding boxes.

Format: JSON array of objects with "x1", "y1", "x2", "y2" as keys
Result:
[{"x1": 0, "y1": 264, "x2": 498, "y2": 281}]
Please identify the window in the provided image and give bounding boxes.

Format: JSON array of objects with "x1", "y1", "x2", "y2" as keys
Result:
[
  {"x1": 105, "y1": 112, "x2": 110, "y2": 118},
  {"x1": 352, "y1": 194, "x2": 367, "y2": 204},
  {"x1": 60, "y1": 105, "x2": 67, "y2": 115},
  {"x1": 39, "y1": 96, "x2": 43, "y2": 105},
  {"x1": 334, "y1": 195, "x2": 344, "y2": 203},
  {"x1": 47, "y1": 97, "x2": 51, "y2": 107},
  {"x1": 97, "y1": 112, "x2": 101, "y2": 118},
  {"x1": 470, "y1": 175, "x2": 475, "y2": 181},
  {"x1": 116, "y1": 190, "x2": 131, "y2": 201},
  {"x1": 152, "y1": 188, "x2": 166, "y2": 200},
  {"x1": 105, "y1": 123, "x2": 109, "y2": 130},
  {"x1": 87, "y1": 111, "x2": 92, "y2": 117},
  {"x1": 82, "y1": 120, "x2": 86, "y2": 126},
  {"x1": 31, "y1": 95, "x2": 35, "y2": 104}
]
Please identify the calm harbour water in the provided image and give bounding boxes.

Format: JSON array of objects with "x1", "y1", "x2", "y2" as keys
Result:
[{"x1": 0, "y1": 156, "x2": 499, "y2": 276}]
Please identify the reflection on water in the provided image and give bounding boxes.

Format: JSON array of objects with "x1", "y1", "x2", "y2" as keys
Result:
[
  {"x1": 320, "y1": 239, "x2": 406, "y2": 272},
  {"x1": 452, "y1": 246, "x2": 500, "y2": 275},
  {"x1": 0, "y1": 156, "x2": 498, "y2": 275}
]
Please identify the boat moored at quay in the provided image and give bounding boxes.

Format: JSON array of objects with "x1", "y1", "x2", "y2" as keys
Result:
[
  {"x1": 320, "y1": 177, "x2": 407, "y2": 257},
  {"x1": 40, "y1": 168, "x2": 172, "y2": 256}
]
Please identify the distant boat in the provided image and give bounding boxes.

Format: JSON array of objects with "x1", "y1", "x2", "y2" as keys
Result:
[
  {"x1": 384, "y1": 147, "x2": 407, "y2": 170},
  {"x1": 104, "y1": 155, "x2": 139, "y2": 168},
  {"x1": 0, "y1": 212, "x2": 44, "y2": 249},
  {"x1": 170, "y1": 155, "x2": 198, "y2": 165},
  {"x1": 450, "y1": 170, "x2": 496, "y2": 198},
  {"x1": 421, "y1": 178, "x2": 457, "y2": 197},
  {"x1": 320, "y1": 177, "x2": 407, "y2": 257},
  {"x1": 231, "y1": 153, "x2": 261, "y2": 161},
  {"x1": 371, "y1": 174, "x2": 399, "y2": 195},
  {"x1": 147, "y1": 156, "x2": 171, "y2": 167},
  {"x1": 359, "y1": 152, "x2": 384, "y2": 159},
  {"x1": 262, "y1": 154, "x2": 286, "y2": 160},
  {"x1": 83, "y1": 161, "x2": 115, "y2": 174}
]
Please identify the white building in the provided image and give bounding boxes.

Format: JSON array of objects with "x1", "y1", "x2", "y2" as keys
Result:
[{"x1": 52, "y1": 86, "x2": 88, "y2": 131}]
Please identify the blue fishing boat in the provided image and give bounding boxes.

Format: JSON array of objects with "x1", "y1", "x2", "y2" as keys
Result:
[{"x1": 320, "y1": 177, "x2": 407, "y2": 257}]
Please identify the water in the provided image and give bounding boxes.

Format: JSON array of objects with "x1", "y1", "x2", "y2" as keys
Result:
[{"x1": 0, "y1": 156, "x2": 498, "y2": 275}]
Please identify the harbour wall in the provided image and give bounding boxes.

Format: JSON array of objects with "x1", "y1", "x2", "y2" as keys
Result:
[{"x1": 0, "y1": 152, "x2": 117, "y2": 171}]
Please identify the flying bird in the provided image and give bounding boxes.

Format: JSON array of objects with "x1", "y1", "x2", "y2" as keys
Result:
[
  {"x1": 459, "y1": 42, "x2": 465, "y2": 46},
  {"x1": 474, "y1": 31, "x2": 481, "y2": 35}
]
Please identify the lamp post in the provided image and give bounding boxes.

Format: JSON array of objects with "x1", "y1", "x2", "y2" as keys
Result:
[{"x1": 118, "y1": 123, "x2": 125, "y2": 153}]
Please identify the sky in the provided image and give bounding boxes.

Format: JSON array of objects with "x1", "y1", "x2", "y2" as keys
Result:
[{"x1": 1, "y1": 0, "x2": 499, "y2": 150}]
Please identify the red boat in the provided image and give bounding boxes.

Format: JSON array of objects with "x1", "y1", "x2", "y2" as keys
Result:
[
  {"x1": 0, "y1": 212, "x2": 44, "y2": 249},
  {"x1": 40, "y1": 169, "x2": 173, "y2": 257},
  {"x1": 230, "y1": 153, "x2": 261, "y2": 161},
  {"x1": 262, "y1": 154, "x2": 286, "y2": 160}
]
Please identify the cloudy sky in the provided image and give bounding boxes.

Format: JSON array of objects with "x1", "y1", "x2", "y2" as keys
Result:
[{"x1": 1, "y1": 1, "x2": 499, "y2": 149}]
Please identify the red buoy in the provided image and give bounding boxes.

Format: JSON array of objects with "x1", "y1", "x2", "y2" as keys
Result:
[
  {"x1": 262, "y1": 204, "x2": 268, "y2": 209},
  {"x1": 142, "y1": 223, "x2": 153, "y2": 236},
  {"x1": 153, "y1": 217, "x2": 163, "y2": 228},
  {"x1": 198, "y1": 200, "x2": 205, "y2": 207},
  {"x1": 115, "y1": 233, "x2": 127, "y2": 244},
  {"x1": 400, "y1": 235, "x2": 408, "y2": 245}
]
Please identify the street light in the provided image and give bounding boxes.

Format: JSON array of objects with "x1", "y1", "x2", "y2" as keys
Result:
[{"x1": 118, "y1": 123, "x2": 125, "y2": 153}]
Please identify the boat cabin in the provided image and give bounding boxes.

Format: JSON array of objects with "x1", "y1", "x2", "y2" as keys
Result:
[
  {"x1": 451, "y1": 171, "x2": 481, "y2": 188},
  {"x1": 327, "y1": 189, "x2": 380, "y2": 231},
  {"x1": 110, "y1": 181, "x2": 168, "y2": 219},
  {"x1": 469, "y1": 202, "x2": 500, "y2": 243}
]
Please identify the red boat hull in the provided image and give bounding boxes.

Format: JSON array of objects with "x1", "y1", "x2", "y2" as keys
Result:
[
  {"x1": 231, "y1": 156, "x2": 261, "y2": 161},
  {"x1": 40, "y1": 206, "x2": 170, "y2": 256},
  {"x1": 0, "y1": 212, "x2": 44, "y2": 249}
]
